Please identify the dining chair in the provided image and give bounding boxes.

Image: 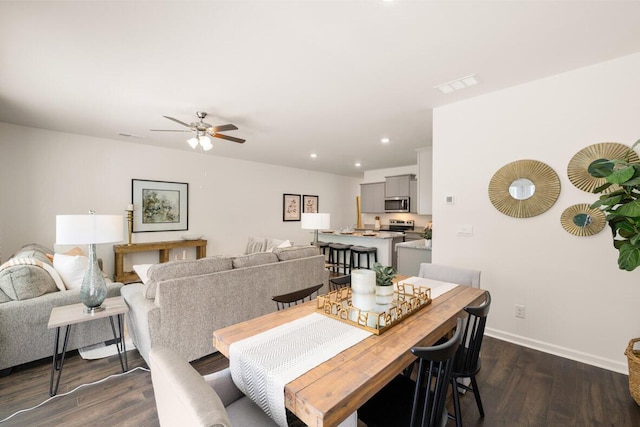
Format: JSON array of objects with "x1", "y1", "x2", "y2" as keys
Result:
[
  {"x1": 358, "y1": 318, "x2": 463, "y2": 427},
  {"x1": 418, "y1": 263, "x2": 481, "y2": 288},
  {"x1": 272, "y1": 283, "x2": 323, "y2": 310},
  {"x1": 329, "y1": 274, "x2": 351, "y2": 291},
  {"x1": 449, "y1": 291, "x2": 491, "y2": 427},
  {"x1": 149, "y1": 346, "x2": 278, "y2": 426}
]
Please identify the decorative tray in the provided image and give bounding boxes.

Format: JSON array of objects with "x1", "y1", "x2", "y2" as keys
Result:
[{"x1": 315, "y1": 283, "x2": 432, "y2": 335}]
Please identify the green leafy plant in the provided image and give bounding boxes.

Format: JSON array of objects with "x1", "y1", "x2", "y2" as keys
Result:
[
  {"x1": 421, "y1": 228, "x2": 432, "y2": 240},
  {"x1": 373, "y1": 262, "x2": 397, "y2": 286},
  {"x1": 589, "y1": 138, "x2": 640, "y2": 271}
]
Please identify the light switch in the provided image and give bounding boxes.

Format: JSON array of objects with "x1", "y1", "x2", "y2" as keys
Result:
[{"x1": 456, "y1": 224, "x2": 473, "y2": 236}]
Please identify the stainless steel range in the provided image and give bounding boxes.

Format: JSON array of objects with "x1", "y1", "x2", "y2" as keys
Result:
[{"x1": 388, "y1": 219, "x2": 414, "y2": 232}]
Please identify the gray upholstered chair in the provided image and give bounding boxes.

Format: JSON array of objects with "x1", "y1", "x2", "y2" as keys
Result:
[
  {"x1": 418, "y1": 263, "x2": 481, "y2": 288},
  {"x1": 149, "y1": 347, "x2": 278, "y2": 427}
]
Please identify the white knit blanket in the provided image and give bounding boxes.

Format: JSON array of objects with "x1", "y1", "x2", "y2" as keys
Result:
[{"x1": 229, "y1": 312, "x2": 372, "y2": 427}]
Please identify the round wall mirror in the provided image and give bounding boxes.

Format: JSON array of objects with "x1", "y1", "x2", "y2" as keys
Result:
[
  {"x1": 488, "y1": 159, "x2": 560, "y2": 218},
  {"x1": 567, "y1": 142, "x2": 639, "y2": 193},
  {"x1": 560, "y1": 204, "x2": 605, "y2": 236},
  {"x1": 509, "y1": 178, "x2": 535, "y2": 200}
]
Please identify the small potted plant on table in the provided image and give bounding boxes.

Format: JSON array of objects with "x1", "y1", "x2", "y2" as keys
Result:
[{"x1": 373, "y1": 262, "x2": 397, "y2": 305}]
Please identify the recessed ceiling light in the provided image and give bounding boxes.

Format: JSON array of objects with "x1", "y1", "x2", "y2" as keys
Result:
[
  {"x1": 381, "y1": 138, "x2": 390, "y2": 144},
  {"x1": 310, "y1": 153, "x2": 318, "y2": 158},
  {"x1": 355, "y1": 162, "x2": 362, "y2": 167},
  {"x1": 435, "y1": 74, "x2": 479, "y2": 94}
]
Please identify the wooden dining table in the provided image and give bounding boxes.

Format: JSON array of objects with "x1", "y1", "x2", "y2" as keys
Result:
[{"x1": 213, "y1": 279, "x2": 486, "y2": 427}]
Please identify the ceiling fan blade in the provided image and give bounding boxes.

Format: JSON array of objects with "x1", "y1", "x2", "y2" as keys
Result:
[
  {"x1": 150, "y1": 129, "x2": 191, "y2": 132},
  {"x1": 163, "y1": 116, "x2": 192, "y2": 128},
  {"x1": 208, "y1": 124, "x2": 238, "y2": 132},
  {"x1": 213, "y1": 133, "x2": 245, "y2": 144}
]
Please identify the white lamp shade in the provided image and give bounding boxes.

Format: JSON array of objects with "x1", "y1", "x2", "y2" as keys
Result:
[
  {"x1": 56, "y1": 215, "x2": 124, "y2": 245},
  {"x1": 200, "y1": 135, "x2": 213, "y2": 151},
  {"x1": 187, "y1": 137, "x2": 199, "y2": 149},
  {"x1": 301, "y1": 213, "x2": 330, "y2": 230}
]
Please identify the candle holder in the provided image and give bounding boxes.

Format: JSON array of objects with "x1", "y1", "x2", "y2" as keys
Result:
[{"x1": 126, "y1": 209, "x2": 134, "y2": 246}]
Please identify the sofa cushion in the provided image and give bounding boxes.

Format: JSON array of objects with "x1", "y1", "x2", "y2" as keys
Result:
[
  {"x1": 232, "y1": 252, "x2": 279, "y2": 269},
  {"x1": 144, "y1": 256, "x2": 234, "y2": 299},
  {"x1": 274, "y1": 246, "x2": 320, "y2": 261}
]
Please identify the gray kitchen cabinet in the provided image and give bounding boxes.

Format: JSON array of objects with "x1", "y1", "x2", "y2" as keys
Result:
[
  {"x1": 360, "y1": 182, "x2": 385, "y2": 213},
  {"x1": 385, "y1": 175, "x2": 414, "y2": 197},
  {"x1": 410, "y1": 179, "x2": 417, "y2": 213}
]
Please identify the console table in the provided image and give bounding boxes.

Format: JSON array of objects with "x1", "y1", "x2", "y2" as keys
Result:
[{"x1": 113, "y1": 239, "x2": 207, "y2": 283}]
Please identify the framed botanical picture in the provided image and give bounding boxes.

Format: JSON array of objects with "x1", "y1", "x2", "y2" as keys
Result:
[
  {"x1": 132, "y1": 179, "x2": 188, "y2": 232},
  {"x1": 283, "y1": 193, "x2": 301, "y2": 221},
  {"x1": 303, "y1": 195, "x2": 319, "y2": 213}
]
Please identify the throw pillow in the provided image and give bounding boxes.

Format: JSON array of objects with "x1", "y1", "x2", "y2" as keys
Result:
[
  {"x1": 245, "y1": 237, "x2": 267, "y2": 254},
  {"x1": 0, "y1": 287, "x2": 10, "y2": 303},
  {"x1": 277, "y1": 240, "x2": 292, "y2": 248},
  {"x1": 46, "y1": 246, "x2": 84, "y2": 263},
  {"x1": 0, "y1": 263, "x2": 59, "y2": 300},
  {"x1": 133, "y1": 264, "x2": 153, "y2": 284},
  {"x1": 53, "y1": 253, "x2": 89, "y2": 290},
  {"x1": 232, "y1": 252, "x2": 279, "y2": 269}
]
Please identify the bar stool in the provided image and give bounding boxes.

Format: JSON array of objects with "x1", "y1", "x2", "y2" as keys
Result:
[
  {"x1": 328, "y1": 243, "x2": 352, "y2": 275},
  {"x1": 350, "y1": 246, "x2": 378, "y2": 270},
  {"x1": 317, "y1": 241, "x2": 329, "y2": 256}
]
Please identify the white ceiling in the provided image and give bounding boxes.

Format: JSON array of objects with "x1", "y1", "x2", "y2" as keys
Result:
[{"x1": 2, "y1": 1, "x2": 640, "y2": 177}]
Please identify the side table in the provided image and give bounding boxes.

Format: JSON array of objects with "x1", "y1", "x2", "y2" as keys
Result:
[{"x1": 47, "y1": 296, "x2": 130, "y2": 396}]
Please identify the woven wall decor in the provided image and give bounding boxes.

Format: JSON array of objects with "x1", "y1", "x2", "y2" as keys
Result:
[
  {"x1": 567, "y1": 142, "x2": 639, "y2": 193},
  {"x1": 560, "y1": 203, "x2": 606, "y2": 236},
  {"x1": 488, "y1": 159, "x2": 560, "y2": 218}
]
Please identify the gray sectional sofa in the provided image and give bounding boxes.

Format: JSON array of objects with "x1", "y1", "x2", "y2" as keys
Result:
[
  {"x1": 0, "y1": 244, "x2": 123, "y2": 372},
  {"x1": 121, "y1": 245, "x2": 329, "y2": 366}
]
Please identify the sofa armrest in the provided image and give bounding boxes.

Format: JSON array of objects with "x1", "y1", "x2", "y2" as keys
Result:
[{"x1": 149, "y1": 347, "x2": 232, "y2": 427}]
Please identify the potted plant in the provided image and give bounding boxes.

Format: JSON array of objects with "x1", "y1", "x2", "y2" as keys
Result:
[
  {"x1": 421, "y1": 221, "x2": 433, "y2": 247},
  {"x1": 589, "y1": 139, "x2": 640, "y2": 271},
  {"x1": 373, "y1": 262, "x2": 396, "y2": 305}
]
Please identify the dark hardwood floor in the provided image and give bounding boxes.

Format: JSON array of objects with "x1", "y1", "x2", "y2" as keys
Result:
[{"x1": 1, "y1": 337, "x2": 638, "y2": 426}]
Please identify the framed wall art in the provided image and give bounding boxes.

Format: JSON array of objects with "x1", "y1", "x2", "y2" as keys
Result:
[
  {"x1": 132, "y1": 179, "x2": 188, "y2": 232},
  {"x1": 283, "y1": 193, "x2": 301, "y2": 221},
  {"x1": 303, "y1": 195, "x2": 319, "y2": 213}
]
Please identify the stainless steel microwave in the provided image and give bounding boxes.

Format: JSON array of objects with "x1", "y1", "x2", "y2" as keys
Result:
[{"x1": 384, "y1": 197, "x2": 410, "y2": 213}]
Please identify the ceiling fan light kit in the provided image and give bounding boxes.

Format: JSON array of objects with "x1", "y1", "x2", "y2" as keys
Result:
[{"x1": 151, "y1": 111, "x2": 245, "y2": 151}]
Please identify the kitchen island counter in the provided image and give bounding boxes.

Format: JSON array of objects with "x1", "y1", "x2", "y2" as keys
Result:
[{"x1": 318, "y1": 231, "x2": 405, "y2": 268}]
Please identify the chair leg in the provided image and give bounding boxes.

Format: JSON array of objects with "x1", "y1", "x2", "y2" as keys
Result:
[
  {"x1": 451, "y1": 377, "x2": 463, "y2": 427},
  {"x1": 470, "y1": 375, "x2": 485, "y2": 417}
]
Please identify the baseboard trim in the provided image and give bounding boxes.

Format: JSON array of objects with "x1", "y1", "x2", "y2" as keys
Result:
[{"x1": 485, "y1": 328, "x2": 628, "y2": 375}]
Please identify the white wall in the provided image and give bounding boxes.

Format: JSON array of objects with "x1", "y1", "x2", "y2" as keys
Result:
[
  {"x1": 0, "y1": 123, "x2": 361, "y2": 276},
  {"x1": 433, "y1": 52, "x2": 640, "y2": 373}
]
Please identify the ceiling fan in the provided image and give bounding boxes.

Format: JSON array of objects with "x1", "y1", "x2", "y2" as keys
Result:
[{"x1": 151, "y1": 111, "x2": 245, "y2": 151}]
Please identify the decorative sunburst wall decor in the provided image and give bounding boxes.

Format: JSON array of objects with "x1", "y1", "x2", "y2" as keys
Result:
[
  {"x1": 560, "y1": 203, "x2": 606, "y2": 236},
  {"x1": 567, "y1": 142, "x2": 639, "y2": 193},
  {"x1": 488, "y1": 159, "x2": 560, "y2": 218}
]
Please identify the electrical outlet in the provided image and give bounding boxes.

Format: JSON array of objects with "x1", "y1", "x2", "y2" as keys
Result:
[{"x1": 515, "y1": 304, "x2": 525, "y2": 318}]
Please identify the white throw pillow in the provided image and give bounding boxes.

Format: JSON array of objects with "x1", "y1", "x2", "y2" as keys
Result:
[
  {"x1": 53, "y1": 253, "x2": 89, "y2": 290},
  {"x1": 277, "y1": 240, "x2": 292, "y2": 248},
  {"x1": 133, "y1": 264, "x2": 153, "y2": 284}
]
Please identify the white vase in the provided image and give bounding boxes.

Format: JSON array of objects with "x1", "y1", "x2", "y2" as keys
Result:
[
  {"x1": 351, "y1": 269, "x2": 376, "y2": 311},
  {"x1": 375, "y1": 285, "x2": 394, "y2": 305}
]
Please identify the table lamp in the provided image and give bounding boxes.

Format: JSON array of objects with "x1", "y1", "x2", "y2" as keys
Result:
[
  {"x1": 301, "y1": 213, "x2": 330, "y2": 246},
  {"x1": 56, "y1": 212, "x2": 124, "y2": 314}
]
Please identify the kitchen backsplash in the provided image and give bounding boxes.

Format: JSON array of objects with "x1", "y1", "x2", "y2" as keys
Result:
[{"x1": 360, "y1": 213, "x2": 432, "y2": 230}]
